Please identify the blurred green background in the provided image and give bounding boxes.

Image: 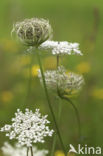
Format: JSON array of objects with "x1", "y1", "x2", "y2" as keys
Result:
[{"x1": 0, "y1": 0, "x2": 103, "y2": 156}]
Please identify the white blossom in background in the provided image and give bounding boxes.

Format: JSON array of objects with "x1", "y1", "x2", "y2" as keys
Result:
[
  {"x1": 2, "y1": 142, "x2": 48, "y2": 156},
  {"x1": 38, "y1": 66, "x2": 84, "y2": 97},
  {"x1": 0, "y1": 109, "x2": 54, "y2": 147},
  {"x1": 39, "y1": 40, "x2": 83, "y2": 55}
]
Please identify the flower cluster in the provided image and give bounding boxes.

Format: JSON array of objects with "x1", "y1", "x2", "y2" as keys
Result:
[
  {"x1": 0, "y1": 18, "x2": 85, "y2": 156},
  {"x1": 38, "y1": 66, "x2": 84, "y2": 97},
  {"x1": 2, "y1": 142, "x2": 48, "y2": 156},
  {"x1": 39, "y1": 40, "x2": 83, "y2": 55},
  {"x1": 12, "y1": 18, "x2": 52, "y2": 46},
  {"x1": 12, "y1": 18, "x2": 83, "y2": 56},
  {"x1": 0, "y1": 109, "x2": 54, "y2": 147}
]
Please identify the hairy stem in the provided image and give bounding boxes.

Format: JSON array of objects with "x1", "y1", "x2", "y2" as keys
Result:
[{"x1": 36, "y1": 50, "x2": 66, "y2": 155}]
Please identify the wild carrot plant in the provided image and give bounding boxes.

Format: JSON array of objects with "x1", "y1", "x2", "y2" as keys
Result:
[{"x1": 0, "y1": 17, "x2": 84, "y2": 156}]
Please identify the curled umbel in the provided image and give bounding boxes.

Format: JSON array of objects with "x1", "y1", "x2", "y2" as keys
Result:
[
  {"x1": 38, "y1": 66, "x2": 85, "y2": 98},
  {"x1": 12, "y1": 18, "x2": 53, "y2": 46}
]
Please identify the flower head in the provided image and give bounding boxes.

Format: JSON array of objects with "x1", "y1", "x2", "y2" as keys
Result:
[
  {"x1": 39, "y1": 40, "x2": 83, "y2": 55},
  {"x1": 38, "y1": 66, "x2": 84, "y2": 97},
  {"x1": 55, "y1": 150, "x2": 65, "y2": 156},
  {"x1": 0, "y1": 108, "x2": 54, "y2": 147},
  {"x1": 76, "y1": 62, "x2": 91, "y2": 74},
  {"x1": 1, "y1": 91, "x2": 13, "y2": 103},
  {"x1": 32, "y1": 65, "x2": 40, "y2": 77},
  {"x1": 2, "y1": 142, "x2": 48, "y2": 156},
  {"x1": 12, "y1": 18, "x2": 53, "y2": 46},
  {"x1": 91, "y1": 88, "x2": 103, "y2": 100}
]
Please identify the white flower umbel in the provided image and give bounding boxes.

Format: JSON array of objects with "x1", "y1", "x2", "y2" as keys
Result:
[
  {"x1": 38, "y1": 66, "x2": 84, "y2": 97},
  {"x1": 2, "y1": 142, "x2": 48, "y2": 156},
  {"x1": 39, "y1": 40, "x2": 83, "y2": 55},
  {"x1": 0, "y1": 109, "x2": 54, "y2": 147}
]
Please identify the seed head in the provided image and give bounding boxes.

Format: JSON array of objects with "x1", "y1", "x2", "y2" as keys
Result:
[{"x1": 12, "y1": 18, "x2": 53, "y2": 46}]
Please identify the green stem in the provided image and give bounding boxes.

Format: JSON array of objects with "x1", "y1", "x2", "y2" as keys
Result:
[
  {"x1": 51, "y1": 97, "x2": 62, "y2": 156},
  {"x1": 36, "y1": 50, "x2": 66, "y2": 155},
  {"x1": 57, "y1": 55, "x2": 59, "y2": 68},
  {"x1": 56, "y1": 55, "x2": 81, "y2": 141},
  {"x1": 25, "y1": 56, "x2": 33, "y2": 105},
  {"x1": 30, "y1": 147, "x2": 34, "y2": 156},
  {"x1": 20, "y1": 56, "x2": 33, "y2": 109},
  {"x1": 60, "y1": 95, "x2": 81, "y2": 140},
  {"x1": 27, "y1": 147, "x2": 29, "y2": 156},
  {"x1": 51, "y1": 135, "x2": 57, "y2": 156},
  {"x1": 51, "y1": 55, "x2": 62, "y2": 156}
]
